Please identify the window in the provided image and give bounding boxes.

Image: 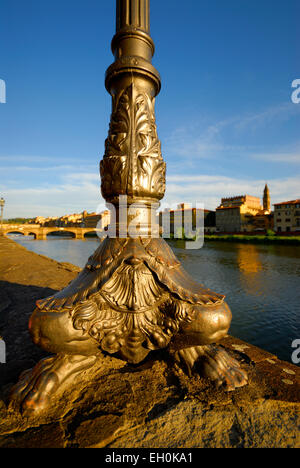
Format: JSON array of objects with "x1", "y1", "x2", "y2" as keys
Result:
[
  {"x1": 277, "y1": 227, "x2": 282, "y2": 232},
  {"x1": 277, "y1": 219, "x2": 282, "y2": 223},
  {"x1": 286, "y1": 219, "x2": 291, "y2": 223},
  {"x1": 297, "y1": 219, "x2": 300, "y2": 227},
  {"x1": 286, "y1": 227, "x2": 291, "y2": 232}
]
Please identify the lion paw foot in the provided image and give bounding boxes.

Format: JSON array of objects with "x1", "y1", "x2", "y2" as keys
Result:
[
  {"x1": 200, "y1": 345, "x2": 248, "y2": 391},
  {"x1": 9, "y1": 354, "x2": 97, "y2": 415},
  {"x1": 175, "y1": 344, "x2": 248, "y2": 391}
]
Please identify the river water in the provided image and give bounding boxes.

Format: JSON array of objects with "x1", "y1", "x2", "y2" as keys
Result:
[{"x1": 9, "y1": 234, "x2": 300, "y2": 363}]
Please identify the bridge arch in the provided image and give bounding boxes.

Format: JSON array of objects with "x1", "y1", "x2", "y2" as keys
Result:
[
  {"x1": 46, "y1": 229, "x2": 76, "y2": 239},
  {"x1": 27, "y1": 232, "x2": 38, "y2": 239},
  {"x1": 83, "y1": 229, "x2": 99, "y2": 238},
  {"x1": 5, "y1": 230, "x2": 26, "y2": 237}
]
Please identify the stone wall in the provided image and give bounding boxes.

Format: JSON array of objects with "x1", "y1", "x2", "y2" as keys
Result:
[{"x1": 0, "y1": 237, "x2": 299, "y2": 448}]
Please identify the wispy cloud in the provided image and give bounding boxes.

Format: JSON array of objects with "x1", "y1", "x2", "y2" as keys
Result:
[
  {"x1": 234, "y1": 103, "x2": 300, "y2": 132},
  {"x1": 1, "y1": 102, "x2": 299, "y2": 218},
  {"x1": 164, "y1": 102, "x2": 300, "y2": 162},
  {"x1": 63, "y1": 172, "x2": 100, "y2": 183},
  {"x1": 162, "y1": 174, "x2": 300, "y2": 211},
  {"x1": 252, "y1": 151, "x2": 300, "y2": 164},
  {"x1": 0, "y1": 155, "x2": 65, "y2": 163},
  {"x1": 2, "y1": 169, "x2": 299, "y2": 217},
  {"x1": 0, "y1": 164, "x2": 93, "y2": 173},
  {"x1": 1, "y1": 168, "x2": 103, "y2": 218}
]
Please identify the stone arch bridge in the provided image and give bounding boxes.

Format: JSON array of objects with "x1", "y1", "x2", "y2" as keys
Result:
[{"x1": 1, "y1": 224, "x2": 102, "y2": 240}]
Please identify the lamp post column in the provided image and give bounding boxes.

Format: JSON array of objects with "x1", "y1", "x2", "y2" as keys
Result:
[
  {"x1": 102, "y1": 0, "x2": 164, "y2": 238},
  {"x1": 0, "y1": 198, "x2": 5, "y2": 235}
]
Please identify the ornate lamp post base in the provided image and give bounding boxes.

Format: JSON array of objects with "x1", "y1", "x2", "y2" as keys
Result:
[
  {"x1": 10, "y1": 236, "x2": 247, "y2": 414},
  {"x1": 10, "y1": 0, "x2": 247, "y2": 415}
]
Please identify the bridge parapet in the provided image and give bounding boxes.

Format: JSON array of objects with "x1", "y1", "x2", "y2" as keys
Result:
[
  {"x1": 2, "y1": 225, "x2": 103, "y2": 240},
  {"x1": 2, "y1": 224, "x2": 41, "y2": 230}
]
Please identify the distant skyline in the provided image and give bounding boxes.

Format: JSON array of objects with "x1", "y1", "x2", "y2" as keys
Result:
[{"x1": 0, "y1": 0, "x2": 299, "y2": 218}]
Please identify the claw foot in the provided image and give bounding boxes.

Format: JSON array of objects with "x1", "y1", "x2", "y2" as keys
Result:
[
  {"x1": 174, "y1": 344, "x2": 248, "y2": 391},
  {"x1": 9, "y1": 354, "x2": 97, "y2": 415}
]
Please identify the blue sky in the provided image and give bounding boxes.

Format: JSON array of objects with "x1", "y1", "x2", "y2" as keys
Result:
[{"x1": 0, "y1": 0, "x2": 299, "y2": 218}]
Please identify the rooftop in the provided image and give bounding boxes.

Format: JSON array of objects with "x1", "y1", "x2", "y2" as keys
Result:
[{"x1": 273, "y1": 199, "x2": 300, "y2": 206}]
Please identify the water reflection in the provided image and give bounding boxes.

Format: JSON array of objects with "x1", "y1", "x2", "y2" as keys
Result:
[
  {"x1": 235, "y1": 244, "x2": 265, "y2": 297},
  {"x1": 236, "y1": 244, "x2": 263, "y2": 274}
]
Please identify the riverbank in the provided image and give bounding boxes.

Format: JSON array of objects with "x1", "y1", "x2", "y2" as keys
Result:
[
  {"x1": 205, "y1": 234, "x2": 300, "y2": 244},
  {"x1": 0, "y1": 236, "x2": 299, "y2": 448}
]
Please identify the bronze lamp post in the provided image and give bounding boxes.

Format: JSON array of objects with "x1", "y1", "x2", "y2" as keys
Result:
[{"x1": 11, "y1": 0, "x2": 247, "y2": 414}]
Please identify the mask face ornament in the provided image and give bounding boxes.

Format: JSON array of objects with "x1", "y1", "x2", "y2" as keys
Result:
[{"x1": 10, "y1": 0, "x2": 248, "y2": 416}]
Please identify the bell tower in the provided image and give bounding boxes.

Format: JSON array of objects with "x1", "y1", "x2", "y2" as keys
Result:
[{"x1": 263, "y1": 184, "x2": 271, "y2": 213}]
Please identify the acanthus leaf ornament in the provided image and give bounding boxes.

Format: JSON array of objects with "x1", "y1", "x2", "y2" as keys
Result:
[{"x1": 101, "y1": 84, "x2": 166, "y2": 202}]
